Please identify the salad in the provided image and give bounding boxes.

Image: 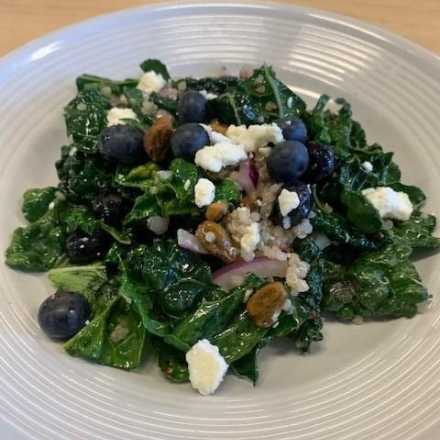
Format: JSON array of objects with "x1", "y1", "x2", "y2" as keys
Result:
[{"x1": 5, "y1": 59, "x2": 439, "y2": 395}]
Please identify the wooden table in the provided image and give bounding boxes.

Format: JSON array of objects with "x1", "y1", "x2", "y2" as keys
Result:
[{"x1": 1, "y1": 0, "x2": 440, "y2": 57}]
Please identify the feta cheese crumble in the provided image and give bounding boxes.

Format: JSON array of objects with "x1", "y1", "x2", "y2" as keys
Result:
[
  {"x1": 195, "y1": 142, "x2": 247, "y2": 172},
  {"x1": 186, "y1": 339, "x2": 228, "y2": 395},
  {"x1": 286, "y1": 253, "x2": 310, "y2": 294},
  {"x1": 278, "y1": 189, "x2": 300, "y2": 216},
  {"x1": 240, "y1": 222, "x2": 261, "y2": 262},
  {"x1": 199, "y1": 89, "x2": 218, "y2": 100},
  {"x1": 137, "y1": 71, "x2": 167, "y2": 94},
  {"x1": 106, "y1": 107, "x2": 138, "y2": 126},
  {"x1": 200, "y1": 124, "x2": 230, "y2": 144},
  {"x1": 226, "y1": 123, "x2": 284, "y2": 152},
  {"x1": 361, "y1": 161, "x2": 373, "y2": 172},
  {"x1": 362, "y1": 187, "x2": 413, "y2": 221},
  {"x1": 194, "y1": 178, "x2": 216, "y2": 208}
]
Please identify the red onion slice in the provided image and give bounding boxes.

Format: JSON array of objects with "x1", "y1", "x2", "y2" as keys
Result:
[
  {"x1": 177, "y1": 229, "x2": 208, "y2": 254},
  {"x1": 213, "y1": 257, "x2": 287, "y2": 290},
  {"x1": 230, "y1": 160, "x2": 259, "y2": 195}
]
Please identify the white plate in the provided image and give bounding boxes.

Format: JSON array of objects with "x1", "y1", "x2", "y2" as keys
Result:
[{"x1": 1, "y1": 2, "x2": 440, "y2": 439}]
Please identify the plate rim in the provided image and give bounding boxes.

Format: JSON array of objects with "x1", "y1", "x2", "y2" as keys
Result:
[{"x1": 1, "y1": 0, "x2": 440, "y2": 75}]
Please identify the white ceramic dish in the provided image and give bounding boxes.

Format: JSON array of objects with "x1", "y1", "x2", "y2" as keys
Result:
[{"x1": 1, "y1": 2, "x2": 440, "y2": 439}]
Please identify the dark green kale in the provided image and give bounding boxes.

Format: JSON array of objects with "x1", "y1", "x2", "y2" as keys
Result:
[
  {"x1": 65, "y1": 296, "x2": 146, "y2": 370},
  {"x1": 393, "y1": 213, "x2": 440, "y2": 251},
  {"x1": 153, "y1": 338, "x2": 189, "y2": 383},
  {"x1": 123, "y1": 159, "x2": 200, "y2": 223},
  {"x1": 119, "y1": 273, "x2": 171, "y2": 338},
  {"x1": 311, "y1": 209, "x2": 381, "y2": 251},
  {"x1": 64, "y1": 89, "x2": 110, "y2": 153},
  {"x1": 139, "y1": 59, "x2": 170, "y2": 80},
  {"x1": 174, "y1": 76, "x2": 240, "y2": 95},
  {"x1": 166, "y1": 275, "x2": 264, "y2": 351},
  {"x1": 214, "y1": 179, "x2": 241, "y2": 204},
  {"x1": 211, "y1": 312, "x2": 268, "y2": 363},
  {"x1": 231, "y1": 347, "x2": 259, "y2": 385},
  {"x1": 149, "y1": 92, "x2": 177, "y2": 116},
  {"x1": 75, "y1": 74, "x2": 138, "y2": 94},
  {"x1": 213, "y1": 65, "x2": 306, "y2": 125},
  {"x1": 48, "y1": 263, "x2": 107, "y2": 305},
  {"x1": 115, "y1": 162, "x2": 159, "y2": 191},
  {"x1": 322, "y1": 240, "x2": 429, "y2": 320},
  {"x1": 22, "y1": 187, "x2": 58, "y2": 222},
  {"x1": 5, "y1": 210, "x2": 65, "y2": 272},
  {"x1": 124, "y1": 240, "x2": 214, "y2": 319},
  {"x1": 56, "y1": 145, "x2": 115, "y2": 202}
]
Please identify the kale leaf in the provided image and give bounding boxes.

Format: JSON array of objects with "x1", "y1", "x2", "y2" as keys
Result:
[
  {"x1": 56, "y1": 145, "x2": 115, "y2": 202},
  {"x1": 5, "y1": 211, "x2": 65, "y2": 272},
  {"x1": 214, "y1": 179, "x2": 241, "y2": 204},
  {"x1": 211, "y1": 312, "x2": 268, "y2": 363},
  {"x1": 48, "y1": 263, "x2": 107, "y2": 305},
  {"x1": 22, "y1": 187, "x2": 57, "y2": 222},
  {"x1": 123, "y1": 192, "x2": 160, "y2": 225},
  {"x1": 64, "y1": 89, "x2": 110, "y2": 153},
  {"x1": 123, "y1": 159, "x2": 200, "y2": 223},
  {"x1": 166, "y1": 274, "x2": 263, "y2": 351},
  {"x1": 322, "y1": 239, "x2": 428, "y2": 319},
  {"x1": 213, "y1": 65, "x2": 305, "y2": 125},
  {"x1": 231, "y1": 347, "x2": 259, "y2": 385},
  {"x1": 65, "y1": 296, "x2": 147, "y2": 370},
  {"x1": 76, "y1": 74, "x2": 138, "y2": 95},
  {"x1": 341, "y1": 190, "x2": 382, "y2": 234},
  {"x1": 311, "y1": 209, "x2": 381, "y2": 251},
  {"x1": 174, "y1": 76, "x2": 240, "y2": 95},
  {"x1": 156, "y1": 159, "x2": 199, "y2": 216},
  {"x1": 393, "y1": 213, "x2": 440, "y2": 251},
  {"x1": 149, "y1": 92, "x2": 177, "y2": 116},
  {"x1": 139, "y1": 59, "x2": 170, "y2": 80},
  {"x1": 153, "y1": 338, "x2": 189, "y2": 383},
  {"x1": 115, "y1": 162, "x2": 159, "y2": 191},
  {"x1": 126, "y1": 240, "x2": 212, "y2": 318},
  {"x1": 119, "y1": 273, "x2": 171, "y2": 338}
]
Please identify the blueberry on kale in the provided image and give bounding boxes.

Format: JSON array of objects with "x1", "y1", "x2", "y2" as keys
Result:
[
  {"x1": 277, "y1": 117, "x2": 308, "y2": 143},
  {"x1": 177, "y1": 90, "x2": 208, "y2": 123},
  {"x1": 170, "y1": 123, "x2": 209, "y2": 159},
  {"x1": 98, "y1": 125, "x2": 148, "y2": 165},
  {"x1": 38, "y1": 291, "x2": 91, "y2": 341},
  {"x1": 267, "y1": 141, "x2": 309, "y2": 184}
]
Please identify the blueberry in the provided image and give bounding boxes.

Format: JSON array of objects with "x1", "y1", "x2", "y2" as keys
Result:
[
  {"x1": 98, "y1": 124, "x2": 147, "y2": 165},
  {"x1": 177, "y1": 90, "x2": 208, "y2": 123},
  {"x1": 303, "y1": 142, "x2": 336, "y2": 183},
  {"x1": 92, "y1": 193, "x2": 129, "y2": 226},
  {"x1": 267, "y1": 141, "x2": 309, "y2": 185},
  {"x1": 38, "y1": 291, "x2": 91, "y2": 341},
  {"x1": 284, "y1": 183, "x2": 313, "y2": 226},
  {"x1": 277, "y1": 118, "x2": 308, "y2": 143},
  {"x1": 65, "y1": 230, "x2": 110, "y2": 264},
  {"x1": 171, "y1": 123, "x2": 209, "y2": 159}
]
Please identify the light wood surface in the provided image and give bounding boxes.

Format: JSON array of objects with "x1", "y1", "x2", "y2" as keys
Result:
[{"x1": 1, "y1": 0, "x2": 440, "y2": 57}]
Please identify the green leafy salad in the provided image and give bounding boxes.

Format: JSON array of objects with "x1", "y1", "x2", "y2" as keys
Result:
[{"x1": 5, "y1": 59, "x2": 439, "y2": 395}]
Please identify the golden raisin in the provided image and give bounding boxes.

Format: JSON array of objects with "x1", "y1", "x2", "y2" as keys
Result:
[
  {"x1": 144, "y1": 114, "x2": 174, "y2": 162},
  {"x1": 246, "y1": 282, "x2": 287, "y2": 328},
  {"x1": 206, "y1": 202, "x2": 228, "y2": 222},
  {"x1": 195, "y1": 221, "x2": 237, "y2": 263},
  {"x1": 209, "y1": 119, "x2": 228, "y2": 135}
]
